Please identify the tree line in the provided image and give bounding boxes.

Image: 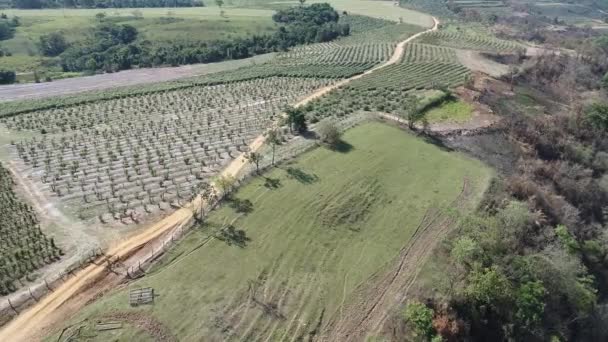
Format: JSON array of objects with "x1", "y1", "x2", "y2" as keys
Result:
[
  {"x1": 51, "y1": 3, "x2": 349, "y2": 73},
  {"x1": 9, "y1": 0, "x2": 203, "y2": 9}
]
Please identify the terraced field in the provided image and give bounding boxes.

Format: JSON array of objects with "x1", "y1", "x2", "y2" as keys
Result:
[{"x1": 2, "y1": 77, "x2": 335, "y2": 224}]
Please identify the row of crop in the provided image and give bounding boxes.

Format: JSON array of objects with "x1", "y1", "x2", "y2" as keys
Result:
[
  {"x1": 418, "y1": 30, "x2": 522, "y2": 53},
  {"x1": 0, "y1": 163, "x2": 62, "y2": 296},
  {"x1": 401, "y1": 43, "x2": 459, "y2": 63},
  {"x1": 349, "y1": 62, "x2": 470, "y2": 91},
  {"x1": 9, "y1": 77, "x2": 332, "y2": 224},
  {"x1": 2, "y1": 77, "x2": 332, "y2": 133}
]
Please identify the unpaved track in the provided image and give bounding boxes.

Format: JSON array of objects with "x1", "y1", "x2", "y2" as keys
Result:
[{"x1": 0, "y1": 17, "x2": 438, "y2": 342}]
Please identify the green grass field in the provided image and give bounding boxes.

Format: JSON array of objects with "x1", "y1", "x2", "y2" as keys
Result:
[
  {"x1": 425, "y1": 99, "x2": 474, "y2": 123},
  {"x1": 50, "y1": 122, "x2": 491, "y2": 341},
  {"x1": 0, "y1": 7, "x2": 275, "y2": 59}
]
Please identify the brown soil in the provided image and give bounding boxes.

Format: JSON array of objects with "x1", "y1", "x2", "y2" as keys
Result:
[{"x1": 99, "y1": 311, "x2": 179, "y2": 342}]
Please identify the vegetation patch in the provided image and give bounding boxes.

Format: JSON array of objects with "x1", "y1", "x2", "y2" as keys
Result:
[
  {"x1": 0, "y1": 162, "x2": 62, "y2": 295},
  {"x1": 318, "y1": 177, "x2": 383, "y2": 230},
  {"x1": 424, "y1": 99, "x2": 473, "y2": 123}
]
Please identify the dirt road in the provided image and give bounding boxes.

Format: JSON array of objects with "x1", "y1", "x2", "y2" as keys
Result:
[
  {"x1": 0, "y1": 54, "x2": 274, "y2": 102},
  {"x1": 0, "y1": 17, "x2": 439, "y2": 342}
]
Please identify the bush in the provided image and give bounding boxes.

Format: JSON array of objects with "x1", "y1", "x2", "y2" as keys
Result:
[
  {"x1": 316, "y1": 120, "x2": 341, "y2": 147},
  {"x1": 0, "y1": 69, "x2": 16, "y2": 84},
  {"x1": 404, "y1": 301, "x2": 436, "y2": 339},
  {"x1": 39, "y1": 32, "x2": 69, "y2": 57}
]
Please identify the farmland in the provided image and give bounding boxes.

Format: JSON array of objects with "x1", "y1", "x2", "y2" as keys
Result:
[
  {"x1": 0, "y1": 164, "x2": 62, "y2": 295},
  {"x1": 418, "y1": 27, "x2": 523, "y2": 53},
  {"x1": 2, "y1": 77, "x2": 335, "y2": 224},
  {"x1": 50, "y1": 122, "x2": 492, "y2": 341}
]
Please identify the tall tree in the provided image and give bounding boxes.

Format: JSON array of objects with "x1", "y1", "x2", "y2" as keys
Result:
[{"x1": 266, "y1": 129, "x2": 281, "y2": 166}]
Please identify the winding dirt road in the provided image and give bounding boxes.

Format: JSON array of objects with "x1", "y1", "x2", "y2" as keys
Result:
[{"x1": 0, "y1": 17, "x2": 439, "y2": 342}]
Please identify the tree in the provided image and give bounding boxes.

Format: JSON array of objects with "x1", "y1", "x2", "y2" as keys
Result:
[
  {"x1": 515, "y1": 281, "x2": 546, "y2": 328},
  {"x1": 585, "y1": 103, "x2": 608, "y2": 131},
  {"x1": 401, "y1": 95, "x2": 423, "y2": 130},
  {"x1": 464, "y1": 266, "x2": 512, "y2": 308},
  {"x1": 298, "y1": 0, "x2": 305, "y2": 6},
  {"x1": 245, "y1": 152, "x2": 263, "y2": 173},
  {"x1": 0, "y1": 69, "x2": 16, "y2": 84},
  {"x1": 451, "y1": 236, "x2": 481, "y2": 268},
  {"x1": 266, "y1": 129, "x2": 281, "y2": 166},
  {"x1": 95, "y1": 12, "x2": 106, "y2": 21},
  {"x1": 215, "y1": 0, "x2": 224, "y2": 16},
  {"x1": 316, "y1": 120, "x2": 341, "y2": 147},
  {"x1": 196, "y1": 182, "x2": 216, "y2": 221},
  {"x1": 285, "y1": 106, "x2": 307, "y2": 133},
  {"x1": 215, "y1": 174, "x2": 236, "y2": 198},
  {"x1": 555, "y1": 225, "x2": 580, "y2": 254},
  {"x1": 404, "y1": 301, "x2": 436, "y2": 339},
  {"x1": 38, "y1": 32, "x2": 69, "y2": 57}
]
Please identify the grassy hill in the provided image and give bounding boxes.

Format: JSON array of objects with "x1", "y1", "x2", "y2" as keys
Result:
[{"x1": 50, "y1": 122, "x2": 492, "y2": 341}]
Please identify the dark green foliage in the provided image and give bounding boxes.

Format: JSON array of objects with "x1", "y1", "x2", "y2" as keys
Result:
[
  {"x1": 286, "y1": 106, "x2": 307, "y2": 132},
  {"x1": 515, "y1": 281, "x2": 546, "y2": 328},
  {"x1": 11, "y1": 0, "x2": 203, "y2": 8},
  {"x1": 58, "y1": 4, "x2": 350, "y2": 73},
  {"x1": 38, "y1": 32, "x2": 69, "y2": 57},
  {"x1": 404, "y1": 301, "x2": 437, "y2": 339},
  {"x1": 586, "y1": 102, "x2": 608, "y2": 131},
  {"x1": 0, "y1": 15, "x2": 18, "y2": 40},
  {"x1": 0, "y1": 69, "x2": 15, "y2": 84},
  {"x1": 272, "y1": 3, "x2": 338, "y2": 24},
  {"x1": 0, "y1": 163, "x2": 62, "y2": 295}
]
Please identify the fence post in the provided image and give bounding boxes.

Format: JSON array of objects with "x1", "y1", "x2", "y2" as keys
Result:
[
  {"x1": 7, "y1": 298, "x2": 18, "y2": 314},
  {"x1": 28, "y1": 287, "x2": 38, "y2": 302},
  {"x1": 44, "y1": 278, "x2": 53, "y2": 292}
]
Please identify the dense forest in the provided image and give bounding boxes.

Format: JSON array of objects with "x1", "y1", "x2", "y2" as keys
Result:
[
  {"x1": 6, "y1": 0, "x2": 203, "y2": 9},
  {"x1": 55, "y1": 3, "x2": 350, "y2": 73}
]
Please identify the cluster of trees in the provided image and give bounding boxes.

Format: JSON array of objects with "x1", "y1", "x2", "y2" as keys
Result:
[
  {"x1": 0, "y1": 13, "x2": 19, "y2": 41},
  {"x1": 402, "y1": 29, "x2": 608, "y2": 341},
  {"x1": 10, "y1": 0, "x2": 203, "y2": 9},
  {"x1": 0, "y1": 69, "x2": 16, "y2": 84},
  {"x1": 406, "y1": 76, "x2": 608, "y2": 341},
  {"x1": 57, "y1": 3, "x2": 350, "y2": 73}
]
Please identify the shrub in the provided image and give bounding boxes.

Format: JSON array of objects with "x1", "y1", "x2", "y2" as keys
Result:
[
  {"x1": 404, "y1": 301, "x2": 436, "y2": 339},
  {"x1": 0, "y1": 69, "x2": 16, "y2": 84},
  {"x1": 316, "y1": 120, "x2": 341, "y2": 147}
]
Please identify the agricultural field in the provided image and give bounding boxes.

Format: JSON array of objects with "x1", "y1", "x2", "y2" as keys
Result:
[
  {"x1": 0, "y1": 163, "x2": 62, "y2": 295},
  {"x1": 49, "y1": 122, "x2": 492, "y2": 341},
  {"x1": 418, "y1": 25, "x2": 523, "y2": 53},
  {"x1": 300, "y1": 42, "x2": 470, "y2": 123},
  {"x1": 1, "y1": 76, "x2": 335, "y2": 225}
]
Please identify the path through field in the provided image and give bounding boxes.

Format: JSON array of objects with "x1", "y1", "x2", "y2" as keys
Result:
[{"x1": 0, "y1": 17, "x2": 439, "y2": 342}]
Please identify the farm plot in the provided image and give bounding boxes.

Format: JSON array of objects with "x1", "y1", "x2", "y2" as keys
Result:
[
  {"x1": 301, "y1": 43, "x2": 469, "y2": 122},
  {"x1": 352, "y1": 62, "x2": 469, "y2": 90},
  {"x1": 50, "y1": 122, "x2": 492, "y2": 342},
  {"x1": 3, "y1": 77, "x2": 335, "y2": 224},
  {"x1": 418, "y1": 30, "x2": 522, "y2": 53},
  {"x1": 401, "y1": 43, "x2": 459, "y2": 63},
  {"x1": 0, "y1": 163, "x2": 62, "y2": 295}
]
